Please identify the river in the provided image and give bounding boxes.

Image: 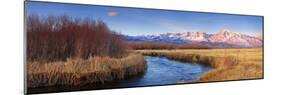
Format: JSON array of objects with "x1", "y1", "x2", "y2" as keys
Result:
[
  {"x1": 118, "y1": 56, "x2": 212, "y2": 86},
  {"x1": 28, "y1": 56, "x2": 211, "y2": 94}
]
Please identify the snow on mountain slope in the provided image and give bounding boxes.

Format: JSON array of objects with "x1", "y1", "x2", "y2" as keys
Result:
[
  {"x1": 209, "y1": 29, "x2": 262, "y2": 47},
  {"x1": 125, "y1": 29, "x2": 263, "y2": 47}
]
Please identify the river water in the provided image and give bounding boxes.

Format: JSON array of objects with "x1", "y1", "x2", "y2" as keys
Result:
[{"x1": 118, "y1": 56, "x2": 211, "y2": 86}]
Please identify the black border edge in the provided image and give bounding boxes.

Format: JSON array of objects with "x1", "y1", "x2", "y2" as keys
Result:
[
  {"x1": 24, "y1": 1, "x2": 27, "y2": 95},
  {"x1": 24, "y1": 0, "x2": 265, "y2": 94},
  {"x1": 261, "y1": 16, "x2": 265, "y2": 79}
]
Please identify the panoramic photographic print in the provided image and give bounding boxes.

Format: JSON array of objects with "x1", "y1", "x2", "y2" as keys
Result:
[{"x1": 25, "y1": 1, "x2": 264, "y2": 94}]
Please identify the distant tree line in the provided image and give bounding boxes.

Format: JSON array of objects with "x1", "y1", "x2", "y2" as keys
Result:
[
  {"x1": 27, "y1": 15, "x2": 127, "y2": 62},
  {"x1": 127, "y1": 42, "x2": 177, "y2": 50},
  {"x1": 127, "y1": 42, "x2": 211, "y2": 50}
]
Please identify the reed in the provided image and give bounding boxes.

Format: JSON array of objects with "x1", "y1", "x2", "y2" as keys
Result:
[{"x1": 27, "y1": 54, "x2": 147, "y2": 88}]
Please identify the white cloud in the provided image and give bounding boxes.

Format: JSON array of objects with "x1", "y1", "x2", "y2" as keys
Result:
[{"x1": 107, "y1": 11, "x2": 118, "y2": 17}]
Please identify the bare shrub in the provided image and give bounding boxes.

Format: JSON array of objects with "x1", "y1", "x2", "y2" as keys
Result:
[{"x1": 27, "y1": 15, "x2": 127, "y2": 62}]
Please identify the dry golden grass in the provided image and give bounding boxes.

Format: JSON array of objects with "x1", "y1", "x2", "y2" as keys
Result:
[
  {"x1": 27, "y1": 53, "x2": 147, "y2": 88},
  {"x1": 136, "y1": 48, "x2": 263, "y2": 82}
]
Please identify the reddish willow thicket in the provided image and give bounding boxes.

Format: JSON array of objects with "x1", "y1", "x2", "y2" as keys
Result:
[
  {"x1": 127, "y1": 42, "x2": 177, "y2": 50},
  {"x1": 27, "y1": 15, "x2": 127, "y2": 62}
]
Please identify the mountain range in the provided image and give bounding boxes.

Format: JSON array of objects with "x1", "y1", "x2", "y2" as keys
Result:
[{"x1": 125, "y1": 29, "x2": 263, "y2": 48}]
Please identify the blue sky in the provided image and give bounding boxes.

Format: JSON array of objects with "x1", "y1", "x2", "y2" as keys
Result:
[{"x1": 26, "y1": 1, "x2": 263, "y2": 36}]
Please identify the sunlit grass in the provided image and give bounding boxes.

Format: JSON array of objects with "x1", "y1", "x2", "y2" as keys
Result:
[
  {"x1": 27, "y1": 53, "x2": 147, "y2": 88},
  {"x1": 137, "y1": 48, "x2": 263, "y2": 82}
]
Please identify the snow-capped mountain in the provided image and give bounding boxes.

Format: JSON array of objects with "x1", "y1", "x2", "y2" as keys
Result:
[
  {"x1": 209, "y1": 29, "x2": 262, "y2": 47},
  {"x1": 256, "y1": 33, "x2": 263, "y2": 41},
  {"x1": 125, "y1": 29, "x2": 263, "y2": 47},
  {"x1": 126, "y1": 32, "x2": 210, "y2": 44}
]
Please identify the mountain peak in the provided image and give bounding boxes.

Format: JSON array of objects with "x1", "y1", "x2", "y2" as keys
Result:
[
  {"x1": 221, "y1": 29, "x2": 232, "y2": 33},
  {"x1": 218, "y1": 29, "x2": 236, "y2": 35},
  {"x1": 216, "y1": 29, "x2": 243, "y2": 39},
  {"x1": 256, "y1": 33, "x2": 263, "y2": 40},
  {"x1": 209, "y1": 29, "x2": 262, "y2": 47}
]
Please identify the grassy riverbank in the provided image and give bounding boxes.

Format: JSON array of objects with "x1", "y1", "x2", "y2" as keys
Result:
[
  {"x1": 27, "y1": 54, "x2": 147, "y2": 88},
  {"x1": 137, "y1": 48, "x2": 263, "y2": 82}
]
